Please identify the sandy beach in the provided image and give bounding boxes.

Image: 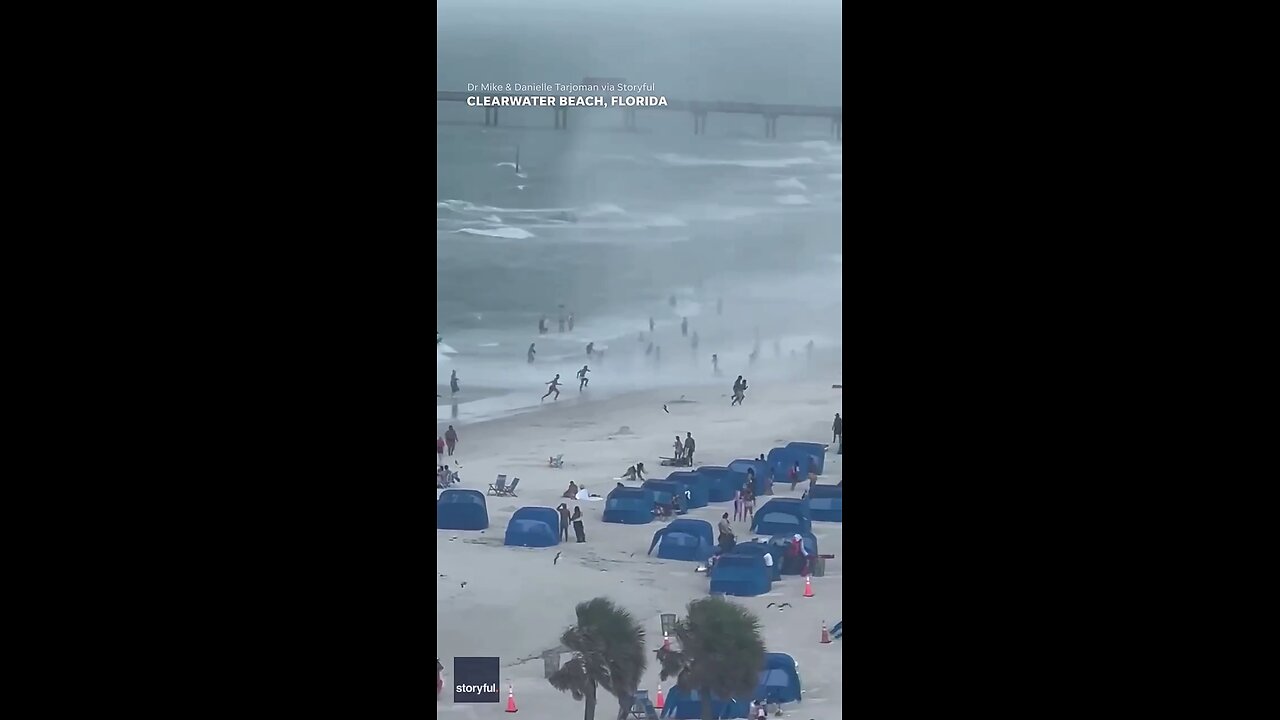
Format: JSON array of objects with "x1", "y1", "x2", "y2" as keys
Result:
[{"x1": 436, "y1": 379, "x2": 844, "y2": 719}]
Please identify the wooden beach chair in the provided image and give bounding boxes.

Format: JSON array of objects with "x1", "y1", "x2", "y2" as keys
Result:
[
  {"x1": 487, "y1": 474, "x2": 508, "y2": 495},
  {"x1": 501, "y1": 478, "x2": 520, "y2": 497}
]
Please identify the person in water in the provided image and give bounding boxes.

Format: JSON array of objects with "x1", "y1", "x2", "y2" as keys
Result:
[
  {"x1": 450, "y1": 369, "x2": 459, "y2": 395},
  {"x1": 577, "y1": 365, "x2": 590, "y2": 390},
  {"x1": 542, "y1": 374, "x2": 561, "y2": 401},
  {"x1": 681, "y1": 317, "x2": 688, "y2": 336},
  {"x1": 527, "y1": 343, "x2": 536, "y2": 364}
]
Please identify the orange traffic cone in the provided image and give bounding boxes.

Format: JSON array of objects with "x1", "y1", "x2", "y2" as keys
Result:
[
  {"x1": 803, "y1": 575, "x2": 814, "y2": 598},
  {"x1": 655, "y1": 682, "x2": 665, "y2": 710},
  {"x1": 820, "y1": 621, "x2": 831, "y2": 644},
  {"x1": 505, "y1": 683, "x2": 518, "y2": 713},
  {"x1": 662, "y1": 632, "x2": 671, "y2": 650}
]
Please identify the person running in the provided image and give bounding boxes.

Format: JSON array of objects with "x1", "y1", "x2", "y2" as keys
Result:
[
  {"x1": 673, "y1": 435, "x2": 684, "y2": 461},
  {"x1": 711, "y1": 354, "x2": 720, "y2": 376},
  {"x1": 527, "y1": 343, "x2": 536, "y2": 364},
  {"x1": 586, "y1": 341, "x2": 594, "y2": 357},
  {"x1": 542, "y1": 374, "x2": 561, "y2": 401},
  {"x1": 681, "y1": 317, "x2": 688, "y2": 336},
  {"x1": 449, "y1": 369, "x2": 460, "y2": 396},
  {"x1": 576, "y1": 365, "x2": 590, "y2": 390},
  {"x1": 571, "y1": 506, "x2": 586, "y2": 543},
  {"x1": 445, "y1": 425, "x2": 458, "y2": 456},
  {"x1": 684, "y1": 432, "x2": 696, "y2": 465},
  {"x1": 731, "y1": 376, "x2": 746, "y2": 406},
  {"x1": 833, "y1": 412, "x2": 843, "y2": 444}
]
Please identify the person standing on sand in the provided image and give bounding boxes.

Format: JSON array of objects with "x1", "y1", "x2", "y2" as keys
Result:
[
  {"x1": 571, "y1": 506, "x2": 586, "y2": 543},
  {"x1": 568, "y1": 313, "x2": 575, "y2": 331},
  {"x1": 450, "y1": 369, "x2": 460, "y2": 396},
  {"x1": 527, "y1": 343, "x2": 536, "y2": 364},
  {"x1": 445, "y1": 425, "x2": 458, "y2": 456},
  {"x1": 436, "y1": 436, "x2": 445, "y2": 464},
  {"x1": 557, "y1": 503, "x2": 571, "y2": 542},
  {"x1": 717, "y1": 512, "x2": 735, "y2": 552},
  {"x1": 542, "y1": 374, "x2": 561, "y2": 401},
  {"x1": 833, "y1": 412, "x2": 843, "y2": 444},
  {"x1": 743, "y1": 484, "x2": 756, "y2": 521},
  {"x1": 733, "y1": 487, "x2": 744, "y2": 522},
  {"x1": 684, "y1": 432, "x2": 696, "y2": 465},
  {"x1": 673, "y1": 435, "x2": 684, "y2": 461}
]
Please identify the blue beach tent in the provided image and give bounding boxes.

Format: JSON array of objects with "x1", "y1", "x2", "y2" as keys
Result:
[
  {"x1": 638, "y1": 481, "x2": 675, "y2": 509},
  {"x1": 503, "y1": 506, "x2": 560, "y2": 548},
  {"x1": 436, "y1": 489, "x2": 489, "y2": 530},
  {"x1": 785, "y1": 441, "x2": 827, "y2": 475},
  {"x1": 603, "y1": 487, "x2": 655, "y2": 525},
  {"x1": 805, "y1": 483, "x2": 842, "y2": 523},
  {"x1": 693, "y1": 465, "x2": 746, "y2": 502},
  {"x1": 728, "y1": 458, "x2": 769, "y2": 495},
  {"x1": 751, "y1": 498, "x2": 813, "y2": 536},
  {"x1": 660, "y1": 653, "x2": 803, "y2": 717},
  {"x1": 662, "y1": 471, "x2": 710, "y2": 509},
  {"x1": 727, "y1": 540, "x2": 782, "y2": 581},
  {"x1": 708, "y1": 552, "x2": 772, "y2": 597},
  {"x1": 648, "y1": 518, "x2": 715, "y2": 561}
]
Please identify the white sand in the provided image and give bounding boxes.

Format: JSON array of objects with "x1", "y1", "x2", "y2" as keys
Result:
[{"x1": 437, "y1": 381, "x2": 844, "y2": 719}]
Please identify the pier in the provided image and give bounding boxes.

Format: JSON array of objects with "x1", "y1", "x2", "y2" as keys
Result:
[{"x1": 437, "y1": 90, "x2": 842, "y2": 140}]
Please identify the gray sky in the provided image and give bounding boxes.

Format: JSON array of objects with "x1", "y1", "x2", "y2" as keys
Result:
[{"x1": 437, "y1": 0, "x2": 843, "y2": 105}]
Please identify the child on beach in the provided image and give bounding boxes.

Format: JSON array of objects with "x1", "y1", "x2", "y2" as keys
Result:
[
  {"x1": 542, "y1": 374, "x2": 561, "y2": 401},
  {"x1": 733, "y1": 488, "x2": 744, "y2": 522}
]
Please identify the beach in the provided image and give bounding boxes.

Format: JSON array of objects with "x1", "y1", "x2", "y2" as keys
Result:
[{"x1": 436, "y1": 379, "x2": 844, "y2": 719}]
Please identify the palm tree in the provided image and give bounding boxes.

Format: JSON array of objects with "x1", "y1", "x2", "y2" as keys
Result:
[
  {"x1": 655, "y1": 596, "x2": 766, "y2": 720},
  {"x1": 547, "y1": 597, "x2": 647, "y2": 720}
]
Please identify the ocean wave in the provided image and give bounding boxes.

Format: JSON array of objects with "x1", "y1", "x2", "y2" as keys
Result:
[
  {"x1": 774, "y1": 177, "x2": 808, "y2": 191},
  {"x1": 495, "y1": 162, "x2": 517, "y2": 169},
  {"x1": 775, "y1": 194, "x2": 812, "y2": 205},
  {"x1": 483, "y1": 214, "x2": 502, "y2": 223},
  {"x1": 579, "y1": 203, "x2": 628, "y2": 217},
  {"x1": 456, "y1": 227, "x2": 536, "y2": 240},
  {"x1": 654, "y1": 153, "x2": 816, "y2": 169}
]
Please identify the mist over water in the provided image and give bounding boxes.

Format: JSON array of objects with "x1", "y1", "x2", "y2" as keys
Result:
[{"x1": 437, "y1": 0, "x2": 842, "y2": 420}]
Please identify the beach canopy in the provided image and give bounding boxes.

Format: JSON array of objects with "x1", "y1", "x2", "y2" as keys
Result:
[
  {"x1": 708, "y1": 552, "x2": 772, "y2": 597},
  {"x1": 503, "y1": 506, "x2": 560, "y2": 548},
  {"x1": 692, "y1": 465, "x2": 746, "y2": 502},
  {"x1": 436, "y1": 489, "x2": 489, "y2": 530},
  {"x1": 806, "y1": 483, "x2": 842, "y2": 523},
  {"x1": 603, "y1": 487, "x2": 655, "y2": 525},
  {"x1": 728, "y1": 458, "x2": 769, "y2": 495},
  {"x1": 638, "y1": 482, "x2": 675, "y2": 508},
  {"x1": 785, "y1": 441, "x2": 827, "y2": 475},
  {"x1": 643, "y1": 478, "x2": 707, "y2": 510},
  {"x1": 659, "y1": 652, "x2": 802, "y2": 718},
  {"x1": 767, "y1": 446, "x2": 821, "y2": 482},
  {"x1": 727, "y1": 540, "x2": 782, "y2": 580},
  {"x1": 751, "y1": 498, "x2": 813, "y2": 536},
  {"x1": 766, "y1": 532, "x2": 819, "y2": 575},
  {"x1": 648, "y1": 518, "x2": 715, "y2": 561},
  {"x1": 660, "y1": 471, "x2": 710, "y2": 508}
]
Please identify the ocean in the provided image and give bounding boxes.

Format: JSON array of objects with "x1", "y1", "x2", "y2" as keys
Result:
[{"x1": 437, "y1": 0, "x2": 843, "y2": 422}]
